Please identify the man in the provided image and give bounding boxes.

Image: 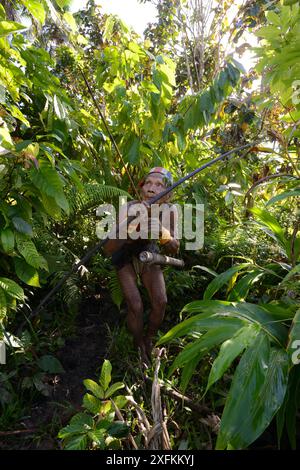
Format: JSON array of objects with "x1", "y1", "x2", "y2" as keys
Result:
[{"x1": 104, "y1": 167, "x2": 179, "y2": 365}]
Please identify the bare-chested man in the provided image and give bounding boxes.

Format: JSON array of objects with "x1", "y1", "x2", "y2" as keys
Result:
[{"x1": 104, "y1": 167, "x2": 179, "y2": 365}]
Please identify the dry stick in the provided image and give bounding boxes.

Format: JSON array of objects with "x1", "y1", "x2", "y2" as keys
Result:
[
  {"x1": 143, "y1": 374, "x2": 211, "y2": 415},
  {"x1": 149, "y1": 348, "x2": 171, "y2": 450},
  {"x1": 125, "y1": 386, "x2": 152, "y2": 448}
]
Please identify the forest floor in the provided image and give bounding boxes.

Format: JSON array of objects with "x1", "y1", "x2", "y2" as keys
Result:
[{"x1": 0, "y1": 289, "x2": 120, "y2": 450}]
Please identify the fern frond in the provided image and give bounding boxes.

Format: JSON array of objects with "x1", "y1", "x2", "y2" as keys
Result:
[
  {"x1": 108, "y1": 270, "x2": 123, "y2": 310},
  {"x1": 15, "y1": 233, "x2": 48, "y2": 271},
  {"x1": 62, "y1": 274, "x2": 81, "y2": 306},
  {"x1": 67, "y1": 183, "x2": 132, "y2": 216}
]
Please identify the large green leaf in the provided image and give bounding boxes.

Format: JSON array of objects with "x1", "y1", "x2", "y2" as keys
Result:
[
  {"x1": 100, "y1": 359, "x2": 112, "y2": 391},
  {"x1": 37, "y1": 355, "x2": 64, "y2": 373},
  {"x1": 16, "y1": 233, "x2": 48, "y2": 270},
  {"x1": 168, "y1": 324, "x2": 243, "y2": 376},
  {"x1": 287, "y1": 309, "x2": 300, "y2": 364},
  {"x1": 266, "y1": 188, "x2": 300, "y2": 206},
  {"x1": 64, "y1": 434, "x2": 88, "y2": 450},
  {"x1": 107, "y1": 421, "x2": 129, "y2": 438},
  {"x1": 0, "y1": 288, "x2": 7, "y2": 320},
  {"x1": 20, "y1": 0, "x2": 46, "y2": 24},
  {"x1": 83, "y1": 379, "x2": 104, "y2": 399},
  {"x1": 158, "y1": 300, "x2": 287, "y2": 347},
  {"x1": 0, "y1": 20, "x2": 26, "y2": 37},
  {"x1": 83, "y1": 393, "x2": 102, "y2": 415},
  {"x1": 105, "y1": 382, "x2": 125, "y2": 398},
  {"x1": 203, "y1": 263, "x2": 251, "y2": 300},
  {"x1": 11, "y1": 217, "x2": 33, "y2": 236},
  {"x1": 250, "y1": 207, "x2": 289, "y2": 255},
  {"x1": 30, "y1": 161, "x2": 69, "y2": 215},
  {"x1": 227, "y1": 270, "x2": 265, "y2": 301},
  {"x1": 14, "y1": 257, "x2": 40, "y2": 287},
  {"x1": 206, "y1": 323, "x2": 259, "y2": 392},
  {"x1": 157, "y1": 308, "x2": 245, "y2": 345},
  {"x1": 216, "y1": 333, "x2": 289, "y2": 449},
  {"x1": 69, "y1": 413, "x2": 94, "y2": 428},
  {"x1": 0, "y1": 228, "x2": 14, "y2": 253},
  {"x1": 0, "y1": 277, "x2": 24, "y2": 301}
]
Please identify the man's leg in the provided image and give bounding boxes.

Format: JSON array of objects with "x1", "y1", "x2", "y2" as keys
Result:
[
  {"x1": 117, "y1": 264, "x2": 144, "y2": 350},
  {"x1": 141, "y1": 266, "x2": 167, "y2": 357}
]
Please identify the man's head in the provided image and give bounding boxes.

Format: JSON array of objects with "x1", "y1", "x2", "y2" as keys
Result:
[{"x1": 139, "y1": 167, "x2": 173, "y2": 202}]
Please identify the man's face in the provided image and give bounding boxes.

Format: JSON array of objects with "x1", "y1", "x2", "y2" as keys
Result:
[{"x1": 141, "y1": 173, "x2": 168, "y2": 202}]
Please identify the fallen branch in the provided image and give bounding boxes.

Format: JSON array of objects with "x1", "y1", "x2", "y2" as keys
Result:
[{"x1": 144, "y1": 374, "x2": 211, "y2": 415}]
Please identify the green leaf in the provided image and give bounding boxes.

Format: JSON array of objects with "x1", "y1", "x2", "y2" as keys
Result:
[
  {"x1": 55, "y1": 0, "x2": 73, "y2": 9},
  {"x1": 168, "y1": 324, "x2": 242, "y2": 377},
  {"x1": 53, "y1": 94, "x2": 66, "y2": 120},
  {"x1": 107, "y1": 421, "x2": 129, "y2": 438},
  {"x1": 83, "y1": 394, "x2": 102, "y2": 414},
  {"x1": 100, "y1": 360, "x2": 112, "y2": 391},
  {"x1": 206, "y1": 323, "x2": 259, "y2": 392},
  {"x1": 88, "y1": 429, "x2": 105, "y2": 445},
  {"x1": 7, "y1": 104, "x2": 30, "y2": 127},
  {"x1": 103, "y1": 16, "x2": 115, "y2": 41},
  {"x1": 0, "y1": 126, "x2": 13, "y2": 148},
  {"x1": 58, "y1": 424, "x2": 89, "y2": 439},
  {"x1": 126, "y1": 136, "x2": 140, "y2": 164},
  {"x1": 179, "y1": 354, "x2": 201, "y2": 393},
  {"x1": 113, "y1": 395, "x2": 128, "y2": 409},
  {"x1": 69, "y1": 413, "x2": 94, "y2": 428},
  {"x1": 227, "y1": 270, "x2": 265, "y2": 301},
  {"x1": 0, "y1": 4, "x2": 6, "y2": 19},
  {"x1": 158, "y1": 307, "x2": 244, "y2": 345},
  {"x1": 30, "y1": 161, "x2": 69, "y2": 215},
  {"x1": 63, "y1": 12, "x2": 77, "y2": 32},
  {"x1": 287, "y1": 309, "x2": 300, "y2": 364},
  {"x1": 16, "y1": 233, "x2": 48, "y2": 270},
  {"x1": 14, "y1": 257, "x2": 40, "y2": 287},
  {"x1": 11, "y1": 217, "x2": 33, "y2": 236},
  {"x1": 0, "y1": 288, "x2": 7, "y2": 320},
  {"x1": 279, "y1": 366, "x2": 300, "y2": 449},
  {"x1": 203, "y1": 263, "x2": 251, "y2": 300},
  {"x1": 250, "y1": 207, "x2": 289, "y2": 255},
  {"x1": 0, "y1": 277, "x2": 24, "y2": 301},
  {"x1": 265, "y1": 10, "x2": 282, "y2": 26},
  {"x1": 105, "y1": 382, "x2": 125, "y2": 398},
  {"x1": 37, "y1": 355, "x2": 64, "y2": 373},
  {"x1": 0, "y1": 20, "x2": 26, "y2": 37},
  {"x1": 192, "y1": 265, "x2": 218, "y2": 277},
  {"x1": 266, "y1": 188, "x2": 300, "y2": 206},
  {"x1": 64, "y1": 434, "x2": 88, "y2": 450},
  {"x1": 158, "y1": 300, "x2": 288, "y2": 348},
  {"x1": 216, "y1": 333, "x2": 289, "y2": 449},
  {"x1": 19, "y1": 0, "x2": 46, "y2": 25},
  {"x1": 1, "y1": 228, "x2": 14, "y2": 253},
  {"x1": 83, "y1": 379, "x2": 104, "y2": 399}
]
